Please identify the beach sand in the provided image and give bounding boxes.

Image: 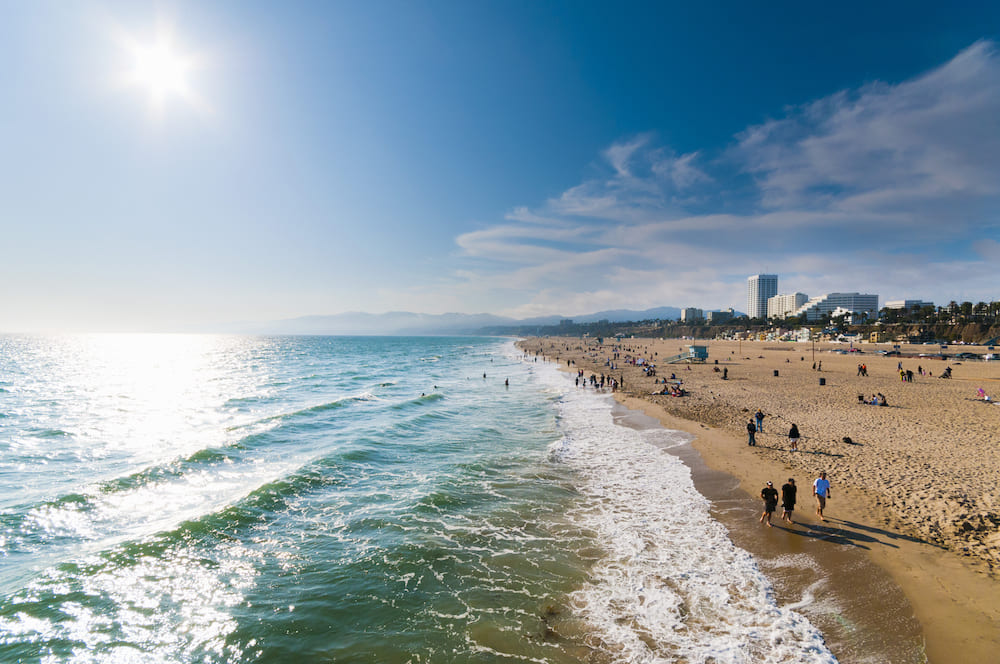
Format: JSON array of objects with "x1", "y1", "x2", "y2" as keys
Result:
[{"x1": 520, "y1": 337, "x2": 1000, "y2": 663}]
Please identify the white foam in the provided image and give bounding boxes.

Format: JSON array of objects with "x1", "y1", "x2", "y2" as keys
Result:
[{"x1": 532, "y1": 360, "x2": 838, "y2": 663}]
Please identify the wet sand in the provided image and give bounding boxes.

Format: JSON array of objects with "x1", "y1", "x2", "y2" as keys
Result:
[
  {"x1": 520, "y1": 337, "x2": 1000, "y2": 663},
  {"x1": 613, "y1": 403, "x2": 924, "y2": 663}
]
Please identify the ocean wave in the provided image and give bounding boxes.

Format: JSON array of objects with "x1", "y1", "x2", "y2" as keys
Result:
[
  {"x1": 226, "y1": 392, "x2": 383, "y2": 433},
  {"x1": 390, "y1": 392, "x2": 445, "y2": 411},
  {"x1": 537, "y1": 362, "x2": 838, "y2": 663},
  {"x1": 28, "y1": 427, "x2": 72, "y2": 439}
]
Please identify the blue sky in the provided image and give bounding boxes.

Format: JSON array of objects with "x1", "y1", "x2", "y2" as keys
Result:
[{"x1": 2, "y1": 1, "x2": 999, "y2": 332}]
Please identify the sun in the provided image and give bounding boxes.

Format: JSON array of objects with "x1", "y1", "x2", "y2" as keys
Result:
[
  {"x1": 131, "y1": 38, "x2": 192, "y2": 103},
  {"x1": 114, "y1": 21, "x2": 206, "y2": 115}
]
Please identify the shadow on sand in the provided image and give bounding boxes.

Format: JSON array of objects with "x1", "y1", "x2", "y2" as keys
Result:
[{"x1": 768, "y1": 517, "x2": 941, "y2": 551}]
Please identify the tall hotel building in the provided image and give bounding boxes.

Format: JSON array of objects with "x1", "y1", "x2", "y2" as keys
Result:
[{"x1": 747, "y1": 274, "x2": 778, "y2": 319}]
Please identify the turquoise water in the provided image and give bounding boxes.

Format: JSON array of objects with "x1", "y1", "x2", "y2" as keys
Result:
[{"x1": 0, "y1": 335, "x2": 835, "y2": 663}]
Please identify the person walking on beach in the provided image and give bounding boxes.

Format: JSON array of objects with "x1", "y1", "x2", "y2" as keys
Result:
[
  {"x1": 747, "y1": 420, "x2": 757, "y2": 446},
  {"x1": 781, "y1": 478, "x2": 797, "y2": 523},
  {"x1": 754, "y1": 409, "x2": 765, "y2": 433},
  {"x1": 760, "y1": 481, "x2": 778, "y2": 527},
  {"x1": 813, "y1": 472, "x2": 831, "y2": 521},
  {"x1": 788, "y1": 423, "x2": 800, "y2": 451}
]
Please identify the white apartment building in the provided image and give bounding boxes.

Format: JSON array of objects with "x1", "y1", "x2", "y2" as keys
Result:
[
  {"x1": 747, "y1": 274, "x2": 778, "y2": 319},
  {"x1": 766, "y1": 292, "x2": 808, "y2": 319},
  {"x1": 792, "y1": 293, "x2": 879, "y2": 322},
  {"x1": 680, "y1": 307, "x2": 704, "y2": 323}
]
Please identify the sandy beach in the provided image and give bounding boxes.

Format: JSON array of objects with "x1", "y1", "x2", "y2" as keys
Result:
[{"x1": 520, "y1": 336, "x2": 1000, "y2": 662}]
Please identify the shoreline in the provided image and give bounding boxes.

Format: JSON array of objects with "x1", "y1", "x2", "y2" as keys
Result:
[
  {"x1": 519, "y1": 337, "x2": 1000, "y2": 663},
  {"x1": 611, "y1": 401, "x2": 924, "y2": 663}
]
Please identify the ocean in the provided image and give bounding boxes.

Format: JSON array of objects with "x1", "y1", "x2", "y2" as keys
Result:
[{"x1": 0, "y1": 334, "x2": 836, "y2": 663}]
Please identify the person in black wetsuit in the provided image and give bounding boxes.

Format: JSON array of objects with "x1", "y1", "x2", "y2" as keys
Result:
[
  {"x1": 759, "y1": 481, "x2": 779, "y2": 527},
  {"x1": 781, "y1": 478, "x2": 797, "y2": 523}
]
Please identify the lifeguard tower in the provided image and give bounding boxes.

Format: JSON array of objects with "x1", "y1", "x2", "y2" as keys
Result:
[{"x1": 664, "y1": 345, "x2": 708, "y2": 364}]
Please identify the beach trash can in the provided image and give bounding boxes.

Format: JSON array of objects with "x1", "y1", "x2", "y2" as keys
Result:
[
  {"x1": 773, "y1": 370, "x2": 779, "y2": 377},
  {"x1": 819, "y1": 377, "x2": 826, "y2": 386}
]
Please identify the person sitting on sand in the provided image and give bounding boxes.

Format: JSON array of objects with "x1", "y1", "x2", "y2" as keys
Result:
[
  {"x1": 878, "y1": 393, "x2": 887, "y2": 407},
  {"x1": 760, "y1": 481, "x2": 779, "y2": 527},
  {"x1": 788, "y1": 423, "x2": 800, "y2": 451}
]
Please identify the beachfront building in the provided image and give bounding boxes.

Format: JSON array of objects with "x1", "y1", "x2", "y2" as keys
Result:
[
  {"x1": 747, "y1": 274, "x2": 778, "y2": 319},
  {"x1": 766, "y1": 292, "x2": 808, "y2": 319},
  {"x1": 792, "y1": 292, "x2": 879, "y2": 322},
  {"x1": 884, "y1": 299, "x2": 934, "y2": 310},
  {"x1": 706, "y1": 308, "x2": 735, "y2": 323},
  {"x1": 680, "y1": 307, "x2": 704, "y2": 323},
  {"x1": 831, "y1": 307, "x2": 872, "y2": 324}
]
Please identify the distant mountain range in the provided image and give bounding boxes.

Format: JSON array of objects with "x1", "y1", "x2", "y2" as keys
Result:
[{"x1": 227, "y1": 306, "x2": 686, "y2": 336}]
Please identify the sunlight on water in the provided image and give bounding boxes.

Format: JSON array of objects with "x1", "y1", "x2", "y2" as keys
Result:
[{"x1": 0, "y1": 336, "x2": 840, "y2": 662}]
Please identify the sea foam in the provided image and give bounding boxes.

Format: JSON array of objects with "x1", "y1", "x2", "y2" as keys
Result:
[{"x1": 535, "y1": 361, "x2": 837, "y2": 663}]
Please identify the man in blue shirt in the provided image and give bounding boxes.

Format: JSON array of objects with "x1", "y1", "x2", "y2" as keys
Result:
[{"x1": 813, "y1": 472, "x2": 831, "y2": 522}]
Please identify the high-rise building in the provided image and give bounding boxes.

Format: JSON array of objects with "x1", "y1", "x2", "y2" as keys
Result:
[
  {"x1": 767, "y1": 292, "x2": 808, "y2": 319},
  {"x1": 747, "y1": 274, "x2": 778, "y2": 319},
  {"x1": 680, "y1": 307, "x2": 703, "y2": 323}
]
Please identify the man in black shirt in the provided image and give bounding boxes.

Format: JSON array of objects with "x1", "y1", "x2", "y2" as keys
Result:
[
  {"x1": 759, "y1": 481, "x2": 778, "y2": 527},
  {"x1": 781, "y1": 478, "x2": 797, "y2": 523}
]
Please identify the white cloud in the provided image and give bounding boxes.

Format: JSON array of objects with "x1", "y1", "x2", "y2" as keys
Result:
[
  {"x1": 735, "y1": 40, "x2": 1000, "y2": 214},
  {"x1": 973, "y1": 238, "x2": 1000, "y2": 260},
  {"x1": 603, "y1": 134, "x2": 651, "y2": 177},
  {"x1": 450, "y1": 41, "x2": 1000, "y2": 314}
]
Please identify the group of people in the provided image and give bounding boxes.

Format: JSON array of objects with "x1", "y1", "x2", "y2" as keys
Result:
[
  {"x1": 745, "y1": 409, "x2": 800, "y2": 451},
  {"x1": 658, "y1": 383, "x2": 685, "y2": 396},
  {"x1": 574, "y1": 370, "x2": 622, "y2": 392},
  {"x1": 759, "y1": 472, "x2": 831, "y2": 527},
  {"x1": 859, "y1": 393, "x2": 888, "y2": 406}
]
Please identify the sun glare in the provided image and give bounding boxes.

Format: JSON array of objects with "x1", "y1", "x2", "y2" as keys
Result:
[
  {"x1": 132, "y1": 40, "x2": 191, "y2": 102},
  {"x1": 114, "y1": 20, "x2": 207, "y2": 115}
]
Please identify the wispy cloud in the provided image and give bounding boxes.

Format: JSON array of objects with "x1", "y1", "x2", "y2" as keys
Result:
[
  {"x1": 735, "y1": 40, "x2": 1000, "y2": 215},
  {"x1": 450, "y1": 42, "x2": 1000, "y2": 316}
]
